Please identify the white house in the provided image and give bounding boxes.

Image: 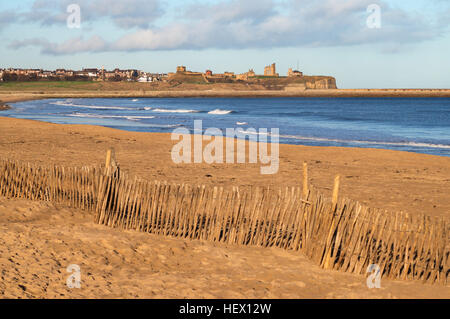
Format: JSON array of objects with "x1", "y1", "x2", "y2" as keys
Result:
[{"x1": 138, "y1": 76, "x2": 152, "y2": 83}]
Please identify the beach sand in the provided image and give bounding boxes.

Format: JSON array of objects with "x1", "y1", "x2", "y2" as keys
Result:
[
  {"x1": 1, "y1": 116, "x2": 449, "y2": 219},
  {"x1": 0, "y1": 112, "x2": 449, "y2": 298},
  {"x1": 1, "y1": 198, "x2": 448, "y2": 299},
  {"x1": 1, "y1": 84, "x2": 450, "y2": 101}
]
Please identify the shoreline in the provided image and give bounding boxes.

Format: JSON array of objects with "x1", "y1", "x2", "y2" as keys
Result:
[
  {"x1": 1, "y1": 88, "x2": 450, "y2": 104},
  {"x1": 2, "y1": 113, "x2": 448, "y2": 159},
  {"x1": 3, "y1": 94, "x2": 449, "y2": 159},
  {"x1": 1, "y1": 113, "x2": 449, "y2": 159}
]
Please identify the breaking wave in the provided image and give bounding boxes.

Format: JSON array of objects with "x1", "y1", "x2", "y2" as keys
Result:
[
  {"x1": 236, "y1": 129, "x2": 450, "y2": 149},
  {"x1": 67, "y1": 113, "x2": 155, "y2": 121},
  {"x1": 152, "y1": 108, "x2": 200, "y2": 113},
  {"x1": 52, "y1": 100, "x2": 135, "y2": 111},
  {"x1": 208, "y1": 109, "x2": 233, "y2": 115}
]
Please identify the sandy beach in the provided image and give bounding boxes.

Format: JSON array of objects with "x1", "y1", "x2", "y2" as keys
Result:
[
  {"x1": 2, "y1": 0, "x2": 450, "y2": 301},
  {"x1": 1, "y1": 197, "x2": 448, "y2": 299},
  {"x1": 0, "y1": 111, "x2": 449, "y2": 298},
  {"x1": 1, "y1": 83, "x2": 450, "y2": 102},
  {"x1": 1, "y1": 114, "x2": 449, "y2": 218}
]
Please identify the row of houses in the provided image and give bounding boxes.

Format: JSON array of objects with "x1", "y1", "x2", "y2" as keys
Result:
[{"x1": 0, "y1": 67, "x2": 168, "y2": 82}]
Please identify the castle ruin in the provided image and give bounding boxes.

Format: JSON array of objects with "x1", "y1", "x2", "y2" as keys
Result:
[{"x1": 264, "y1": 63, "x2": 279, "y2": 77}]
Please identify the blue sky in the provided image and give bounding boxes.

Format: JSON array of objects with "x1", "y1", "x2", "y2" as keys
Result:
[{"x1": 0, "y1": 0, "x2": 449, "y2": 88}]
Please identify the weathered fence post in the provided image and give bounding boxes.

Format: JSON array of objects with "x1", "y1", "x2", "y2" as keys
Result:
[
  {"x1": 302, "y1": 162, "x2": 308, "y2": 199},
  {"x1": 322, "y1": 174, "x2": 342, "y2": 270},
  {"x1": 105, "y1": 149, "x2": 112, "y2": 168},
  {"x1": 96, "y1": 148, "x2": 120, "y2": 224},
  {"x1": 332, "y1": 175, "x2": 340, "y2": 209},
  {"x1": 104, "y1": 148, "x2": 118, "y2": 175}
]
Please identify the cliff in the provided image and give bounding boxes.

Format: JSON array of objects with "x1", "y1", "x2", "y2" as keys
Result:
[
  {"x1": 303, "y1": 76, "x2": 337, "y2": 89},
  {"x1": 247, "y1": 75, "x2": 338, "y2": 90},
  {"x1": 168, "y1": 71, "x2": 337, "y2": 90}
]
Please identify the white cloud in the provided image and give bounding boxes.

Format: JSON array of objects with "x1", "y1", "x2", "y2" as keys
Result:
[
  {"x1": 25, "y1": 0, "x2": 162, "y2": 28},
  {"x1": 10, "y1": 36, "x2": 108, "y2": 55},
  {"x1": 6, "y1": 0, "x2": 448, "y2": 55},
  {"x1": 0, "y1": 10, "x2": 20, "y2": 31},
  {"x1": 113, "y1": 25, "x2": 191, "y2": 50},
  {"x1": 106, "y1": 0, "x2": 442, "y2": 49}
]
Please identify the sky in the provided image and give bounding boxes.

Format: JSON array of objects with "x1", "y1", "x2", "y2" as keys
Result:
[{"x1": 0, "y1": 0, "x2": 449, "y2": 88}]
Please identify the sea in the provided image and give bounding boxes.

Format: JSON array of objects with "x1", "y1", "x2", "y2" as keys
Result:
[{"x1": 4, "y1": 97, "x2": 450, "y2": 157}]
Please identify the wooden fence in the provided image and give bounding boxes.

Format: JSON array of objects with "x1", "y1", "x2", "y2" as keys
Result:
[
  {"x1": 0, "y1": 157, "x2": 448, "y2": 285},
  {"x1": 0, "y1": 159, "x2": 101, "y2": 211}
]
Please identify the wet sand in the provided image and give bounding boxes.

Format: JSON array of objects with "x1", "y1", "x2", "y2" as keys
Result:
[
  {"x1": 1, "y1": 116, "x2": 449, "y2": 219},
  {"x1": 1, "y1": 87, "x2": 450, "y2": 102}
]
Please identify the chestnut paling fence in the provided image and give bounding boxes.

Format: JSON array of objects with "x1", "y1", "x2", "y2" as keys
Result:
[
  {"x1": 0, "y1": 159, "x2": 101, "y2": 210},
  {"x1": 0, "y1": 156, "x2": 448, "y2": 285}
]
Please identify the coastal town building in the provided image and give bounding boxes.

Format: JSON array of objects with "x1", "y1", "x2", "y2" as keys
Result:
[
  {"x1": 287, "y1": 68, "x2": 303, "y2": 77},
  {"x1": 39, "y1": 71, "x2": 53, "y2": 78},
  {"x1": 103, "y1": 71, "x2": 117, "y2": 80},
  {"x1": 83, "y1": 68, "x2": 99, "y2": 78},
  {"x1": 174, "y1": 66, "x2": 202, "y2": 76},
  {"x1": 26, "y1": 69, "x2": 43, "y2": 75},
  {"x1": 264, "y1": 63, "x2": 279, "y2": 77},
  {"x1": 73, "y1": 70, "x2": 89, "y2": 77},
  {"x1": 112, "y1": 69, "x2": 127, "y2": 78},
  {"x1": 138, "y1": 75, "x2": 152, "y2": 82},
  {"x1": 55, "y1": 69, "x2": 74, "y2": 77},
  {"x1": 236, "y1": 69, "x2": 256, "y2": 81},
  {"x1": 170, "y1": 66, "x2": 202, "y2": 79}
]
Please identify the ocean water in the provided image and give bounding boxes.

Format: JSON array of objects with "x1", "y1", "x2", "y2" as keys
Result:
[{"x1": 4, "y1": 97, "x2": 450, "y2": 157}]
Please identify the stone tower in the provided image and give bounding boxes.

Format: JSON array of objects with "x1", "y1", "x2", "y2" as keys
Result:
[{"x1": 264, "y1": 63, "x2": 278, "y2": 77}]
